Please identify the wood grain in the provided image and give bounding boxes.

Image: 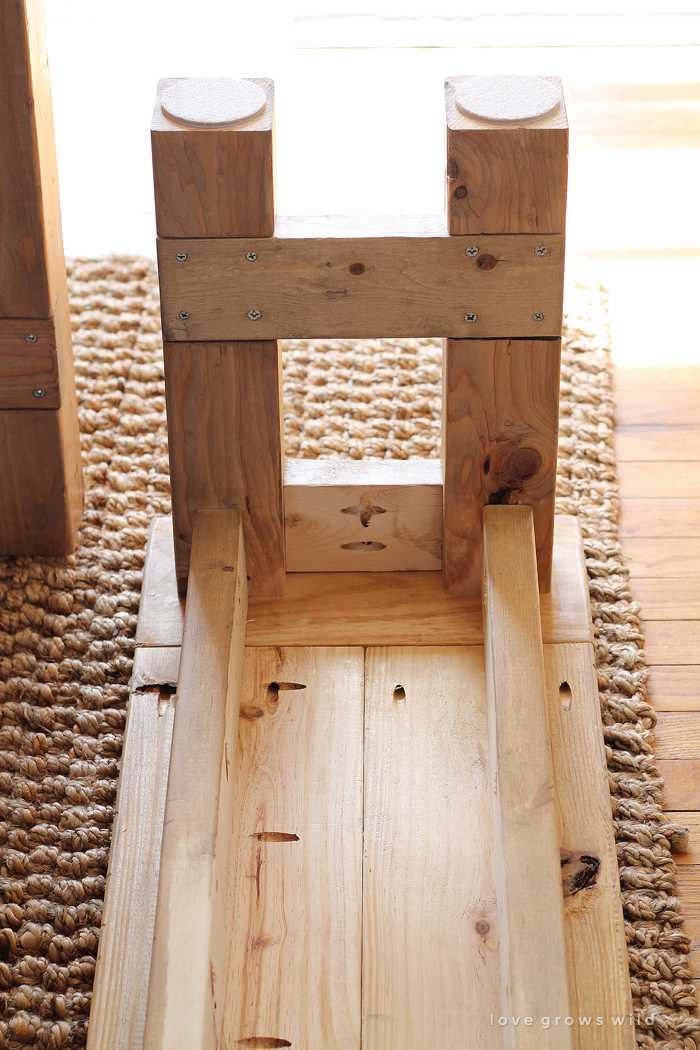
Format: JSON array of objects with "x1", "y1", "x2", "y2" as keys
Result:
[
  {"x1": 223, "y1": 647, "x2": 363, "y2": 1050},
  {"x1": 88, "y1": 647, "x2": 179, "y2": 1050},
  {"x1": 0, "y1": 315, "x2": 59, "y2": 408},
  {"x1": 653, "y1": 713, "x2": 700, "y2": 759},
  {"x1": 615, "y1": 425, "x2": 700, "y2": 462},
  {"x1": 151, "y1": 78, "x2": 275, "y2": 238},
  {"x1": 644, "y1": 621, "x2": 700, "y2": 665},
  {"x1": 144, "y1": 511, "x2": 247, "y2": 1050},
  {"x1": 625, "y1": 538, "x2": 700, "y2": 577},
  {"x1": 620, "y1": 500, "x2": 700, "y2": 539},
  {"x1": 658, "y1": 760, "x2": 700, "y2": 811},
  {"x1": 363, "y1": 646, "x2": 499, "y2": 1049},
  {"x1": 136, "y1": 515, "x2": 592, "y2": 648},
  {"x1": 445, "y1": 76, "x2": 568, "y2": 236},
  {"x1": 632, "y1": 578, "x2": 700, "y2": 620},
  {"x1": 442, "y1": 338, "x2": 560, "y2": 594},
  {"x1": 545, "y1": 642, "x2": 635, "y2": 1050},
  {"x1": 482, "y1": 505, "x2": 573, "y2": 1046},
  {"x1": 614, "y1": 389, "x2": 700, "y2": 427},
  {"x1": 164, "y1": 341, "x2": 285, "y2": 596},
  {"x1": 618, "y1": 461, "x2": 700, "y2": 500},
  {"x1": 284, "y1": 458, "x2": 442, "y2": 571},
  {"x1": 646, "y1": 666, "x2": 700, "y2": 711},
  {"x1": 157, "y1": 232, "x2": 565, "y2": 341}
]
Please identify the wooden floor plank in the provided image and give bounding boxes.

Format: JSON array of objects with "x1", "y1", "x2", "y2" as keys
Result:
[
  {"x1": 620, "y1": 498, "x2": 700, "y2": 539},
  {"x1": 613, "y1": 389, "x2": 700, "y2": 427},
  {"x1": 618, "y1": 461, "x2": 700, "y2": 500},
  {"x1": 624, "y1": 538, "x2": 700, "y2": 578},
  {"x1": 646, "y1": 666, "x2": 700, "y2": 711},
  {"x1": 362, "y1": 646, "x2": 500, "y2": 1050},
  {"x1": 653, "y1": 713, "x2": 700, "y2": 759},
  {"x1": 614, "y1": 367, "x2": 700, "y2": 393},
  {"x1": 615, "y1": 425, "x2": 700, "y2": 462},
  {"x1": 658, "y1": 760, "x2": 700, "y2": 810},
  {"x1": 644, "y1": 621, "x2": 700, "y2": 665},
  {"x1": 631, "y1": 578, "x2": 700, "y2": 620},
  {"x1": 224, "y1": 647, "x2": 364, "y2": 1050}
]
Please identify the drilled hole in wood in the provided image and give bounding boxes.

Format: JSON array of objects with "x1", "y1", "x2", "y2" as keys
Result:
[
  {"x1": 251, "y1": 831, "x2": 300, "y2": 842},
  {"x1": 341, "y1": 541, "x2": 386, "y2": 552},
  {"x1": 393, "y1": 684, "x2": 406, "y2": 711},
  {"x1": 267, "y1": 681, "x2": 306, "y2": 701},
  {"x1": 559, "y1": 681, "x2": 572, "y2": 711}
]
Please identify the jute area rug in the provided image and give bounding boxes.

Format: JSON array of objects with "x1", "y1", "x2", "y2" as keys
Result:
[{"x1": 0, "y1": 257, "x2": 698, "y2": 1049}]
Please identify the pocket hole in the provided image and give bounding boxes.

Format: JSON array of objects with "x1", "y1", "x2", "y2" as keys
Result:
[
  {"x1": 393, "y1": 684, "x2": 406, "y2": 711},
  {"x1": 559, "y1": 681, "x2": 572, "y2": 711},
  {"x1": 341, "y1": 541, "x2": 386, "y2": 552}
]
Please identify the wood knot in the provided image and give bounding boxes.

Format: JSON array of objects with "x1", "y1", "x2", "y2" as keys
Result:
[
  {"x1": 446, "y1": 157, "x2": 458, "y2": 180},
  {"x1": 453, "y1": 185, "x2": 468, "y2": 199},
  {"x1": 505, "y1": 446, "x2": 542, "y2": 482},
  {"x1": 475, "y1": 920, "x2": 490, "y2": 936},
  {"x1": 349, "y1": 262, "x2": 365, "y2": 275},
  {"x1": 561, "y1": 850, "x2": 601, "y2": 897},
  {"x1": 476, "y1": 254, "x2": 497, "y2": 271}
]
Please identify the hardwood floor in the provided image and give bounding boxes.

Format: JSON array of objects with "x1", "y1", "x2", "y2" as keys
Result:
[{"x1": 614, "y1": 365, "x2": 700, "y2": 979}]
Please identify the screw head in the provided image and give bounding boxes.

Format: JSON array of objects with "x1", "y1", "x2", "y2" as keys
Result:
[
  {"x1": 533, "y1": 312, "x2": 545, "y2": 321},
  {"x1": 464, "y1": 312, "x2": 478, "y2": 323},
  {"x1": 176, "y1": 252, "x2": 187, "y2": 262},
  {"x1": 247, "y1": 309, "x2": 262, "y2": 321},
  {"x1": 246, "y1": 252, "x2": 258, "y2": 262},
  {"x1": 465, "y1": 246, "x2": 479, "y2": 258},
  {"x1": 534, "y1": 246, "x2": 548, "y2": 256},
  {"x1": 33, "y1": 388, "x2": 45, "y2": 399},
  {"x1": 25, "y1": 333, "x2": 38, "y2": 343},
  {"x1": 178, "y1": 311, "x2": 190, "y2": 320}
]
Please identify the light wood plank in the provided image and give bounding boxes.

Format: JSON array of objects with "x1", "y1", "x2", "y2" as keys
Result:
[
  {"x1": 164, "y1": 341, "x2": 285, "y2": 597},
  {"x1": 658, "y1": 760, "x2": 700, "y2": 811},
  {"x1": 445, "y1": 76, "x2": 568, "y2": 235},
  {"x1": 620, "y1": 499, "x2": 700, "y2": 539},
  {"x1": 223, "y1": 647, "x2": 363, "y2": 1050},
  {"x1": 88, "y1": 647, "x2": 179, "y2": 1050},
  {"x1": 653, "y1": 713, "x2": 700, "y2": 760},
  {"x1": 615, "y1": 425, "x2": 700, "y2": 462},
  {"x1": 151, "y1": 78, "x2": 275, "y2": 238},
  {"x1": 644, "y1": 621, "x2": 700, "y2": 666},
  {"x1": 363, "y1": 645, "x2": 499, "y2": 1049},
  {"x1": 614, "y1": 390, "x2": 700, "y2": 427},
  {"x1": 632, "y1": 578, "x2": 700, "y2": 620},
  {"x1": 614, "y1": 366, "x2": 700, "y2": 392},
  {"x1": 284, "y1": 458, "x2": 442, "y2": 571},
  {"x1": 647, "y1": 666, "x2": 700, "y2": 711},
  {"x1": 482, "y1": 505, "x2": 573, "y2": 1047},
  {"x1": 136, "y1": 515, "x2": 592, "y2": 648},
  {"x1": 157, "y1": 232, "x2": 565, "y2": 341},
  {"x1": 144, "y1": 510, "x2": 247, "y2": 1050},
  {"x1": 625, "y1": 537, "x2": 700, "y2": 577},
  {"x1": 443, "y1": 338, "x2": 560, "y2": 594},
  {"x1": 545, "y1": 642, "x2": 635, "y2": 1050},
  {"x1": 618, "y1": 461, "x2": 700, "y2": 500}
]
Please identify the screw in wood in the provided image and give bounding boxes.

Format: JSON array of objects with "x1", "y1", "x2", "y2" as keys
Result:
[
  {"x1": 176, "y1": 252, "x2": 187, "y2": 261},
  {"x1": 25, "y1": 332, "x2": 38, "y2": 343},
  {"x1": 465, "y1": 246, "x2": 479, "y2": 257},
  {"x1": 246, "y1": 252, "x2": 258, "y2": 262},
  {"x1": 464, "y1": 312, "x2": 478, "y2": 323},
  {"x1": 178, "y1": 311, "x2": 190, "y2": 320},
  {"x1": 534, "y1": 246, "x2": 548, "y2": 256},
  {"x1": 33, "y1": 389, "x2": 45, "y2": 398},
  {"x1": 533, "y1": 313, "x2": 545, "y2": 321},
  {"x1": 247, "y1": 309, "x2": 262, "y2": 321}
]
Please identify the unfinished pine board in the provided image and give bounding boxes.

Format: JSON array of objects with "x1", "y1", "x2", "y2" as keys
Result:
[
  {"x1": 624, "y1": 538, "x2": 700, "y2": 578},
  {"x1": 632, "y1": 579, "x2": 700, "y2": 621},
  {"x1": 223, "y1": 647, "x2": 363, "y2": 1050},
  {"x1": 151, "y1": 78, "x2": 275, "y2": 238},
  {"x1": 644, "y1": 621, "x2": 700, "y2": 665},
  {"x1": 618, "y1": 462, "x2": 700, "y2": 500},
  {"x1": 144, "y1": 511, "x2": 247, "y2": 1050},
  {"x1": 88, "y1": 647, "x2": 179, "y2": 1050},
  {"x1": 482, "y1": 505, "x2": 572, "y2": 1046},
  {"x1": 157, "y1": 231, "x2": 564, "y2": 341},
  {"x1": 615, "y1": 425, "x2": 700, "y2": 462},
  {"x1": 658, "y1": 760, "x2": 700, "y2": 811},
  {"x1": 164, "y1": 341, "x2": 285, "y2": 597},
  {"x1": 0, "y1": 315, "x2": 59, "y2": 408},
  {"x1": 442, "y1": 338, "x2": 560, "y2": 594},
  {"x1": 544, "y1": 642, "x2": 635, "y2": 1050},
  {"x1": 362, "y1": 646, "x2": 499, "y2": 1050},
  {"x1": 445, "y1": 76, "x2": 568, "y2": 236},
  {"x1": 284, "y1": 459, "x2": 442, "y2": 571},
  {"x1": 653, "y1": 713, "x2": 700, "y2": 759},
  {"x1": 136, "y1": 515, "x2": 592, "y2": 648},
  {"x1": 620, "y1": 500, "x2": 700, "y2": 539},
  {"x1": 646, "y1": 666, "x2": 700, "y2": 711}
]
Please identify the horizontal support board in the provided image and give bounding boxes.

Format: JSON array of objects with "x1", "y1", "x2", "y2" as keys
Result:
[
  {"x1": 0, "y1": 314, "x2": 59, "y2": 408},
  {"x1": 157, "y1": 227, "x2": 564, "y2": 340},
  {"x1": 136, "y1": 512, "x2": 592, "y2": 649}
]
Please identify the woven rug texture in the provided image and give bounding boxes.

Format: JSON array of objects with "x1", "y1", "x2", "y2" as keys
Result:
[{"x1": 0, "y1": 257, "x2": 697, "y2": 1049}]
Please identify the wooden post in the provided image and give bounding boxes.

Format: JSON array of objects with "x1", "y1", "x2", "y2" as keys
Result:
[
  {"x1": 483, "y1": 505, "x2": 573, "y2": 1048},
  {"x1": 442, "y1": 75, "x2": 568, "y2": 594},
  {"x1": 152, "y1": 78, "x2": 285, "y2": 596},
  {"x1": 143, "y1": 510, "x2": 247, "y2": 1050},
  {"x1": 0, "y1": 0, "x2": 82, "y2": 554}
]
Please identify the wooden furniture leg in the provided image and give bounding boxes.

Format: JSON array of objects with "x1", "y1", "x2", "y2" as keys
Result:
[{"x1": 0, "y1": 0, "x2": 82, "y2": 553}]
